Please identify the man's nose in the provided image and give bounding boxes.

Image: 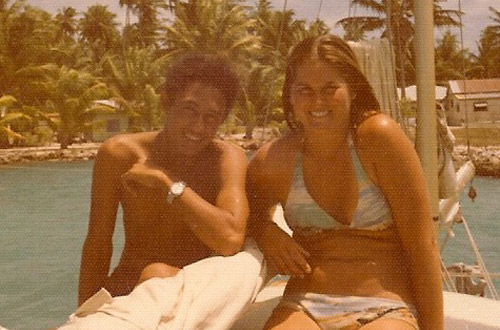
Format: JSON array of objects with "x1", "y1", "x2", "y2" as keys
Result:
[{"x1": 191, "y1": 114, "x2": 205, "y2": 133}]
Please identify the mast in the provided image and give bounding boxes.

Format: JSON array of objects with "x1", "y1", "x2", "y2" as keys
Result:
[{"x1": 414, "y1": 0, "x2": 439, "y2": 221}]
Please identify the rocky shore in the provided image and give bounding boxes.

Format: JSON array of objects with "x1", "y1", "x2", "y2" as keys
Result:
[
  {"x1": 453, "y1": 145, "x2": 500, "y2": 177},
  {"x1": 0, "y1": 143, "x2": 99, "y2": 165},
  {"x1": 1, "y1": 140, "x2": 500, "y2": 177}
]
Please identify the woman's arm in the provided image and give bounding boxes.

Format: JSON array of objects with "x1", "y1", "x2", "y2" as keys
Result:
[
  {"x1": 359, "y1": 114, "x2": 444, "y2": 330},
  {"x1": 247, "y1": 139, "x2": 311, "y2": 277}
]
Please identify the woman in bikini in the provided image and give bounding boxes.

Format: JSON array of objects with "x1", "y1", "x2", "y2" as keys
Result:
[{"x1": 247, "y1": 34, "x2": 443, "y2": 330}]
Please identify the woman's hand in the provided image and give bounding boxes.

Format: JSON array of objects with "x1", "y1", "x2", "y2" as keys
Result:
[
  {"x1": 121, "y1": 160, "x2": 169, "y2": 196},
  {"x1": 256, "y1": 222, "x2": 311, "y2": 277}
]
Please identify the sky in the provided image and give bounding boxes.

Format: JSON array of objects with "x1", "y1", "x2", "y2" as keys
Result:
[{"x1": 26, "y1": 0, "x2": 500, "y2": 54}]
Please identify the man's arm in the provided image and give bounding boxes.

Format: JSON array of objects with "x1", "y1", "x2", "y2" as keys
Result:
[
  {"x1": 78, "y1": 138, "x2": 132, "y2": 305},
  {"x1": 121, "y1": 142, "x2": 249, "y2": 256},
  {"x1": 169, "y1": 143, "x2": 249, "y2": 256}
]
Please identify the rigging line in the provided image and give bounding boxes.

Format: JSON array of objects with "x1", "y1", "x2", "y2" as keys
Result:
[
  {"x1": 457, "y1": 0, "x2": 472, "y2": 160},
  {"x1": 440, "y1": 257, "x2": 458, "y2": 293},
  {"x1": 462, "y1": 216, "x2": 499, "y2": 300},
  {"x1": 315, "y1": 0, "x2": 323, "y2": 21},
  {"x1": 260, "y1": 0, "x2": 288, "y2": 142}
]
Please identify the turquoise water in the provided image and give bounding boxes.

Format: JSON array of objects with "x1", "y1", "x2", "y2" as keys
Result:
[{"x1": 0, "y1": 161, "x2": 499, "y2": 330}]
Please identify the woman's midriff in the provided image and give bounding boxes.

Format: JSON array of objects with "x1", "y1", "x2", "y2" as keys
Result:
[{"x1": 285, "y1": 227, "x2": 415, "y2": 304}]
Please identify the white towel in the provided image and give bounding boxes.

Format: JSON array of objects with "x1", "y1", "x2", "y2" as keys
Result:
[{"x1": 58, "y1": 239, "x2": 267, "y2": 330}]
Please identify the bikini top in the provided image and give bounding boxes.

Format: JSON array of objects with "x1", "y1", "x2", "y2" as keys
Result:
[{"x1": 283, "y1": 140, "x2": 393, "y2": 234}]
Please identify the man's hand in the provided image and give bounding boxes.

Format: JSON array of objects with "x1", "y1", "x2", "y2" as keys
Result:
[{"x1": 120, "y1": 161, "x2": 170, "y2": 196}]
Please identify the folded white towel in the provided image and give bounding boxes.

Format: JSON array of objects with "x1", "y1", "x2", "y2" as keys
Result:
[{"x1": 58, "y1": 239, "x2": 266, "y2": 330}]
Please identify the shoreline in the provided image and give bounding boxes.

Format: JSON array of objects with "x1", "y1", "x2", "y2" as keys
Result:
[{"x1": 1, "y1": 140, "x2": 500, "y2": 178}]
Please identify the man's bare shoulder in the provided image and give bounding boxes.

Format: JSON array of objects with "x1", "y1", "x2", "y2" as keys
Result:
[
  {"x1": 212, "y1": 139, "x2": 247, "y2": 160},
  {"x1": 97, "y1": 132, "x2": 159, "y2": 163},
  {"x1": 205, "y1": 140, "x2": 248, "y2": 180}
]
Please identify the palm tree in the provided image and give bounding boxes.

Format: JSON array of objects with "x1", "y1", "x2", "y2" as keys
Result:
[
  {"x1": 0, "y1": 2, "x2": 62, "y2": 95},
  {"x1": 101, "y1": 46, "x2": 169, "y2": 131},
  {"x1": 434, "y1": 30, "x2": 474, "y2": 84},
  {"x1": 120, "y1": 0, "x2": 163, "y2": 48},
  {"x1": 476, "y1": 7, "x2": 500, "y2": 78},
  {"x1": 16, "y1": 64, "x2": 110, "y2": 148},
  {"x1": 163, "y1": 0, "x2": 259, "y2": 63},
  {"x1": 55, "y1": 6, "x2": 78, "y2": 41},
  {"x1": 134, "y1": 0, "x2": 163, "y2": 48},
  {"x1": 252, "y1": 0, "x2": 307, "y2": 67},
  {"x1": 337, "y1": 0, "x2": 461, "y2": 87},
  {"x1": 78, "y1": 5, "x2": 120, "y2": 62},
  {"x1": 0, "y1": 95, "x2": 31, "y2": 147},
  {"x1": 119, "y1": 0, "x2": 136, "y2": 26}
]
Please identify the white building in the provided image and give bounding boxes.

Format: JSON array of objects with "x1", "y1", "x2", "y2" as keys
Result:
[{"x1": 445, "y1": 79, "x2": 500, "y2": 126}]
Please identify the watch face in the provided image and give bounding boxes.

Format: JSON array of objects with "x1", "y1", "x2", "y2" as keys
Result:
[{"x1": 171, "y1": 182, "x2": 185, "y2": 194}]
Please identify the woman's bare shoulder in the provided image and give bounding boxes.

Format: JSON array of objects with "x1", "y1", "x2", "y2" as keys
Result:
[
  {"x1": 249, "y1": 132, "x2": 300, "y2": 181},
  {"x1": 355, "y1": 113, "x2": 412, "y2": 153}
]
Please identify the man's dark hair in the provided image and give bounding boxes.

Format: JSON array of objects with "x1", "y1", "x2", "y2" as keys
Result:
[{"x1": 162, "y1": 53, "x2": 240, "y2": 116}]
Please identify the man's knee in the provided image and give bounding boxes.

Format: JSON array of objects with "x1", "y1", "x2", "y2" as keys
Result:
[{"x1": 138, "y1": 263, "x2": 180, "y2": 285}]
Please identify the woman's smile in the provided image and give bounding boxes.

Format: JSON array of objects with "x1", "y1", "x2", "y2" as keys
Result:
[{"x1": 290, "y1": 59, "x2": 352, "y2": 132}]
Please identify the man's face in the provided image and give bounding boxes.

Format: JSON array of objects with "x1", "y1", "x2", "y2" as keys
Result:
[{"x1": 164, "y1": 82, "x2": 227, "y2": 157}]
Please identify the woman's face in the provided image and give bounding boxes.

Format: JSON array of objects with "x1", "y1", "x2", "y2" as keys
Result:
[{"x1": 290, "y1": 58, "x2": 352, "y2": 134}]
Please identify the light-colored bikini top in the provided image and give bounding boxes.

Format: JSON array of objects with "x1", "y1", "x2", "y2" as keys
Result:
[{"x1": 284, "y1": 140, "x2": 393, "y2": 234}]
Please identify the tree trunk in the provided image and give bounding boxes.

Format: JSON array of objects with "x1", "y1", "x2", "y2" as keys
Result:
[{"x1": 244, "y1": 124, "x2": 254, "y2": 140}]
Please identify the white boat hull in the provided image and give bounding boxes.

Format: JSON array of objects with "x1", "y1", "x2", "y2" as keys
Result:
[{"x1": 231, "y1": 284, "x2": 500, "y2": 329}]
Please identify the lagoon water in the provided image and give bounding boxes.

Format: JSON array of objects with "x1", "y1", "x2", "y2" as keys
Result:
[{"x1": 0, "y1": 161, "x2": 499, "y2": 330}]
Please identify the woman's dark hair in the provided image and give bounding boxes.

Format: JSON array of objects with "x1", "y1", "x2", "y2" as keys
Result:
[
  {"x1": 283, "y1": 34, "x2": 380, "y2": 130},
  {"x1": 161, "y1": 53, "x2": 240, "y2": 116}
]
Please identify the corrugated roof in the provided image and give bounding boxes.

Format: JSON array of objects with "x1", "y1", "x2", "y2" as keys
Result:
[
  {"x1": 449, "y1": 79, "x2": 500, "y2": 94},
  {"x1": 397, "y1": 85, "x2": 447, "y2": 101},
  {"x1": 454, "y1": 92, "x2": 500, "y2": 100}
]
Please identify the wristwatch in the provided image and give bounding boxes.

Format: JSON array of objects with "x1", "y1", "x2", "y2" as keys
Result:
[{"x1": 166, "y1": 181, "x2": 187, "y2": 204}]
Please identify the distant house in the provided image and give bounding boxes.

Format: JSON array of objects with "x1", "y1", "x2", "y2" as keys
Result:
[
  {"x1": 397, "y1": 85, "x2": 448, "y2": 126},
  {"x1": 88, "y1": 100, "x2": 129, "y2": 142},
  {"x1": 397, "y1": 85, "x2": 448, "y2": 104},
  {"x1": 444, "y1": 79, "x2": 500, "y2": 126}
]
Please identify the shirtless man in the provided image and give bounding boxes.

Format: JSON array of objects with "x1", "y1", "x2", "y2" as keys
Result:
[{"x1": 78, "y1": 53, "x2": 248, "y2": 305}]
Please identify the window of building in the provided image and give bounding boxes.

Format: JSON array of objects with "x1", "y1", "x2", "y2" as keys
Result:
[
  {"x1": 473, "y1": 102, "x2": 488, "y2": 112},
  {"x1": 106, "y1": 119, "x2": 120, "y2": 132}
]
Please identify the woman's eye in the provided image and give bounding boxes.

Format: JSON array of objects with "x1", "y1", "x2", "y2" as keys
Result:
[
  {"x1": 295, "y1": 87, "x2": 313, "y2": 95},
  {"x1": 204, "y1": 114, "x2": 218, "y2": 125},
  {"x1": 323, "y1": 85, "x2": 339, "y2": 95},
  {"x1": 184, "y1": 107, "x2": 197, "y2": 116}
]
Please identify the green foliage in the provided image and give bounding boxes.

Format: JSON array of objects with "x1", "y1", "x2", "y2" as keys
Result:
[
  {"x1": 337, "y1": 0, "x2": 461, "y2": 86},
  {"x1": 476, "y1": 7, "x2": 500, "y2": 78},
  {"x1": 2, "y1": 0, "x2": 497, "y2": 148}
]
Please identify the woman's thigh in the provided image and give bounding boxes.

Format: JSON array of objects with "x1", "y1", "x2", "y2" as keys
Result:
[
  {"x1": 264, "y1": 307, "x2": 322, "y2": 330},
  {"x1": 360, "y1": 317, "x2": 418, "y2": 330}
]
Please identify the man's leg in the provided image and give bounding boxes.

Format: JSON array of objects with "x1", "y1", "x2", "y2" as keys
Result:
[{"x1": 136, "y1": 263, "x2": 181, "y2": 286}]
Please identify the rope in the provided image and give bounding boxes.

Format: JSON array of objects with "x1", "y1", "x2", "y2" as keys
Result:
[
  {"x1": 260, "y1": 0, "x2": 288, "y2": 142},
  {"x1": 315, "y1": 0, "x2": 323, "y2": 21},
  {"x1": 441, "y1": 258, "x2": 458, "y2": 292},
  {"x1": 457, "y1": 0, "x2": 472, "y2": 159},
  {"x1": 461, "y1": 216, "x2": 499, "y2": 299}
]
